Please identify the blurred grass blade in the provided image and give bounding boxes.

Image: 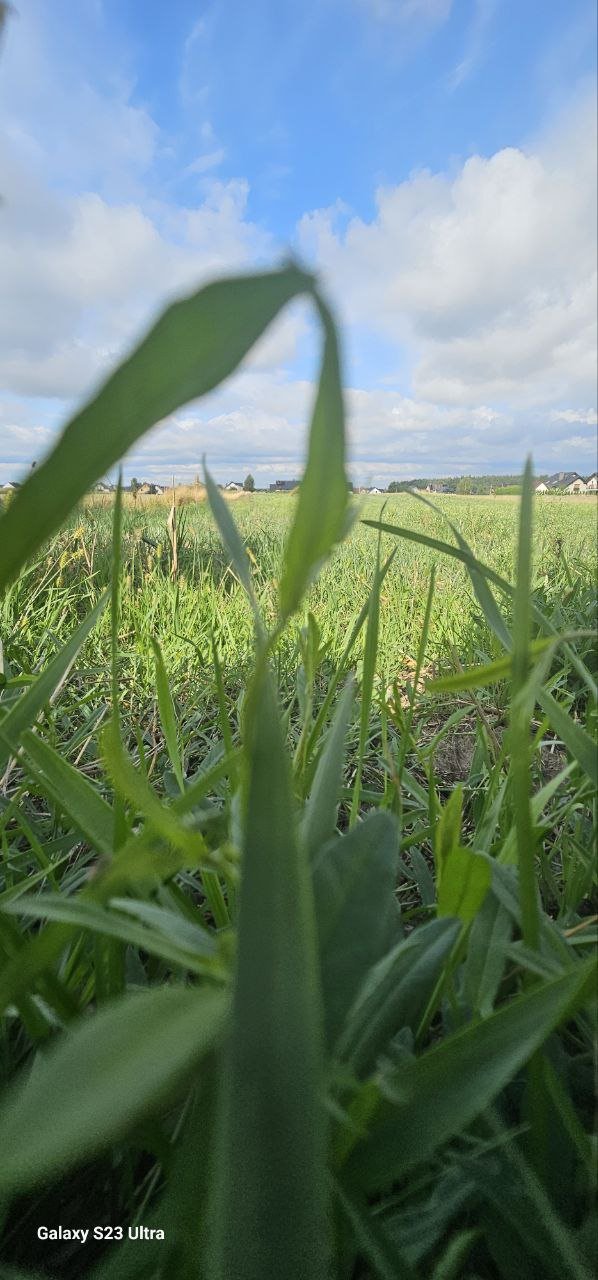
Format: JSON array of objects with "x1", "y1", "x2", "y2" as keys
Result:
[
  {"x1": 17, "y1": 729, "x2": 114, "y2": 857},
  {"x1": 151, "y1": 637, "x2": 185, "y2": 792},
  {"x1": 2, "y1": 895, "x2": 217, "y2": 976},
  {"x1": 509, "y1": 458, "x2": 539, "y2": 954},
  {"x1": 333, "y1": 1179, "x2": 420, "y2": 1280},
  {"x1": 279, "y1": 303, "x2": 348, "y2": 618},
  {"x1": 0, "y1": 593, "x2": 107, "y2": 772},
  {"x1": 306, "y1": 548, "x2": 396, "y2": 764},
  {"x1": 336, "y1": 917, "x2": 460, "y2": 1077},
  {"x1": 208, "y1": 659, "x2": 329, "y2": 1280},
  {"x1": 350, "y1": 531, "x2": 383, "y2": 825},
  {"x1": 0, "y1": 264, "x2": 315, "y2": 591},
  {"x1": 313, "y1": 811, "x2": 401, "y2": 1050},
  {"x1": 101, "y1": 718, "x2": 204, "y2": 862},
  {"x1": 301, "y1": 677, "x2": 354, "y2": 861},
  {"x1": 346, "y1": 958, "x2": 594, "y2": 1192},
  {"x1": 203, "y1": 464, "x2": 263, "y2": 634},
  {"x1": 0, "y1": 985, "x2": 226, "y2": 1196}
]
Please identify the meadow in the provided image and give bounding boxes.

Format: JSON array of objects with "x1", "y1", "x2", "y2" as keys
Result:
[{"x1": 0, "y1": 266, "x2": 596, "y2": 1280}]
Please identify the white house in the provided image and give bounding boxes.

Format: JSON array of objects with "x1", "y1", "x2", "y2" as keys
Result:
[
  {"x1": 225, "y1": 481, "x2": 243, "y2": 492},
  {"x1": 565, "y1": 476, "x2": 587, "y2": 494},
  {"x1": 368, "y1": 486, "x2": 383, "y2": 495},
  {"x1": 535, "y1": 482, "x2": 548, "y2": 493},
  {"x1": 585, "y1": 473, "x2": 597, "y2": 491}
]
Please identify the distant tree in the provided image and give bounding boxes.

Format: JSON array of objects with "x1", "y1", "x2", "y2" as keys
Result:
[
  {"x1": 387, "y1": 480, "x2": 401, "y2": 492},
  {"x1": 456, "y1": 476, "x2": 473, "y2": 494},
  {"x1": 243, "y1": 473, "x2": 255, "y2": 492},
  {"x1": 130, "y1": 477, "x2": 140, "y2": 497}
]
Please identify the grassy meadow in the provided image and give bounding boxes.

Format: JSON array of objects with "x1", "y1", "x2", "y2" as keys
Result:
[{"x1": 0, "y1": 267, "x2": 596, "y2": 1280}]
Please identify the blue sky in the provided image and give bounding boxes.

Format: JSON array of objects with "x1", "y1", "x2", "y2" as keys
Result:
[{"x1": 1, "y1": 0, "x2": 596, "y2": 485}]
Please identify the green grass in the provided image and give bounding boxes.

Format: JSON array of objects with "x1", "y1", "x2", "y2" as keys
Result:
[{"x1": 0, "y1": 267, "x2": 595, "y2": 1280}]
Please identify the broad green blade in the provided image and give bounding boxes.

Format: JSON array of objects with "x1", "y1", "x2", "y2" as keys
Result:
[
  {"x1": 0, "y1": 593, "x2": 107, "y2": 771},
  {"x1": 313, "y1": 811, "x2": 401, "y2": 1049},
  {"x1": 0, "y1": 264, "x2": 314, "y2": 590},
  {"x1": 333, "y1": 1179, "x2": 420, "y2": 1280},
  {"x1": 437, "y1": 847, "x2": 491, "y2": 924},
  {"x1": 336, "y1": 917, "x2": 460, "y2": 1077},
  {"x1": 208, "y1": 660, "x2": 329, "y2": 1280},
  {"x1": 434, "y1": 785, "x2": 463, "y2": 881},
  {"x1": 279, "y1": 303, "x2": 348, "y2": 618},
  {"x1": 0, "y1": 984, "x2": 227, "y2": 1195},
  {"x1": 346, "y1": 958, "x2": 594, "y2": 1192},
  {"x1": 464, "y1": 891, "x2": 513, "y2": 1016}
]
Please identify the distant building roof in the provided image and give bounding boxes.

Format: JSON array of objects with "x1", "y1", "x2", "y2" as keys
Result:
[{"x1": 545, "y1": 472, "x2": 582, "y2": 488}]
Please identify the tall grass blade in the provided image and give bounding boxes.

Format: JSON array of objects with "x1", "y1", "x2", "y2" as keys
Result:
[{"x1": 208, "y1": 660, "x2": 329, "y2": 1280}]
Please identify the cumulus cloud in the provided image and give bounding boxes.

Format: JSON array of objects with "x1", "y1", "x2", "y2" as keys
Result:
[{"x1": 298, "y1": 90, "x2": 597, "y2": 412}]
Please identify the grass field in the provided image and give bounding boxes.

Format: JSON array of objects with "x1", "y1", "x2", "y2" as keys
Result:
[{"x1": 0, "y1": 268, "x2": 596, "y2": 1280}]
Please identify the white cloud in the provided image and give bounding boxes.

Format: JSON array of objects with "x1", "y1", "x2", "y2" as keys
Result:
[
  {"x1": 299, "y1": 89, "x2": 597, "y2": 413},
  {"x1": 0, "y1": 135, "x2": 277, "y2": 399},
  {"x1": 550, "y1": 408, "x2": 598, "y2": 425}
]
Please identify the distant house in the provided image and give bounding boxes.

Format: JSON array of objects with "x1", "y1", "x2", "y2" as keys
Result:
[
  {"x1": 225, "y1": 480, "x2": 243, "y2": 492},
  {"x1": 426, "y1": 482, "x2": 448, "y2": 494},
  {"x1": 368, "y1": 486, "x2": 383, "y2": 495},
  {"x1": 535, "y1": 481, "x2": 549, "y2": 493},
  {"x1": 0, "y1": 481, "x2": 20, "y2": 491},
  {"x1": 269, "y1": 479, "x2": 301, "y2": 492},
  {"x1": 93, "y1": 481, "x2": 113, "y2": 494},
  {"x1": 545, "y1": 471, "x2": 587, "y2": 493},
  {"x1": 585, "y1": 473, "x2": 598, "y2": 491},
  {"x1": 138, "y1": 482, "x2": 165, "y2": 495}
]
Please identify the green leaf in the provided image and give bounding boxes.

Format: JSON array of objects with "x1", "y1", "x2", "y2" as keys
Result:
[
  {"x1": 333, "y1": 1179, "x2": 420, "y2": 1280},
  {"x1": 203, "y1": 465, "x2": 261, "y2": 630},
  {"x1": 101, "y1": 718, "x2": 204, "y2": 863},
  {"x1": 1, "y1": 894, "x2": 217, "y2": 977},
  {"x1": 509, "y1": 457, "x2": 539, "y2": 954},
  {"x1": 346, "y1": 958, "x2": 594, "y2": 1193},
  {"x1": 437, "y1": 846, "x2": 492, "y2": 924},
  {"x1": 350, "y1": 532, "x2": 386, "y2": 825},
  {"x1": 336, "y1": 917, "x2": 460, "y2": 1076},
  {"x1": 18, "y1": 729, "x2": 114, "y2": 857},
  {"x1": 537, "y1": 687, "x2": 598, "y2": 785},
  {"x1": 0, "y1": 593, "x2": 107, "y2": 771},
  {"x1": 279, "y1": 304, "x2": 348, "y2": 618},
  {"x1": 434, "y1": 785, "x2": 463, "y2": 881},
  {"x1": 0, "y1": 985, "x2": 227, "y2": 1195},
  {"x1": 301, "y1": 678, "x2": 354, "y2": 861},
  {"x1": 151, "y1": 637, "x2": 185, "y2": 792},
  {"x1": 463, "y1": 891, "x2": 513, "y2": 1016},
  {"x1": 313, "y1": 811, "x2": 401, "y2": 1050},
  {"x1": 208, "y1": 660, "x2": 330, "y2": 1280},
  {"x1": 0, "y1": 264, "x2": 314, "y2": 591}
]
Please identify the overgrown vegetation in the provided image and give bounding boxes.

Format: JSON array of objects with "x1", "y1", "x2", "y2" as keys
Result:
[{"x1": 0, "y1": 265, "x2": 596, "y2": 1280}]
